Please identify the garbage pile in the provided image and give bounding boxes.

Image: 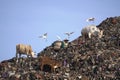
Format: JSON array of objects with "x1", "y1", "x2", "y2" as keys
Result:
[{"x1": 0, "y1": 16, "x2": 120, "y2": 80}]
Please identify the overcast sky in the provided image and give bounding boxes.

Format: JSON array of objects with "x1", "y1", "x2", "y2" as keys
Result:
[{"x1": 0, "y1": 0, "x2": 120, "y2": 61}]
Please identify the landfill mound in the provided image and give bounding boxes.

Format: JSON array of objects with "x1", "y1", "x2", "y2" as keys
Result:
[{"x1": 0, "y1": 16, "x2": 120, "y2": 80}]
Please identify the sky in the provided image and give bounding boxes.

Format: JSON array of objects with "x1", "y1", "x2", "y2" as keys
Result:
[{"x1": 0, "y1": 0, "x2": 120, "y2": 61}]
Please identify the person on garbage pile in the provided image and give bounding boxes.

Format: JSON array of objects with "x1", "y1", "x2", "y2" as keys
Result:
[{"x1": 61, "y1": 39, "x2": 69, "y2": 48}]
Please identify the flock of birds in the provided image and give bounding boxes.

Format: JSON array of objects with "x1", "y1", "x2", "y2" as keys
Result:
[
  {"x1": 38, "y1": 32, "x2": 74, "y2": 41},
  {"x1": 39, "y1": 17, "x2": 95, "y2": 41}
]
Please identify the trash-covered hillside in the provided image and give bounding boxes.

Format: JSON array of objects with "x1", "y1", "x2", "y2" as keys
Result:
[{"x1": 0, "y1": 16, "x2": 120, "y2": 80}]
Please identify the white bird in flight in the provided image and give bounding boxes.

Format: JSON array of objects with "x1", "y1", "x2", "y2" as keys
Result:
[
  {"x1": 64, "y1": 32, "x2": 74, "y2": 39},
  {"x1": 56, "y1": 35, "x2": 62, "y2": 41},
  {"x1": 39, "y1": 33, "x2": 47, "y2": 41},
  {"x1": 86, "y1": 17, "x2": 95, "y2": 22}
]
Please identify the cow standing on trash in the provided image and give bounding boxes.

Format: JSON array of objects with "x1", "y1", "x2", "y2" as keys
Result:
[
  {"x1": 39, "y1": 56, "x2": 62, "y2": 73},
  {"x1": 81, "y1": 25, "x2": 103, "y2": 40},
  {"x1": 16, "y1": 44, "x2": 35, "y2": 58}
]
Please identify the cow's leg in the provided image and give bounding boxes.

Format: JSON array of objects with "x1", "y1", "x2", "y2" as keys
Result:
[
  {"x1": 16, "y1": 53, "x2": 19, "y2": 63},
  {"x1": 16, "y1": 53, "x2": 18, "y2": 58},
  {"x1": 88, "y1": 32, "x2": 91, "y2": 38},
  {"x1": 51, "y1": 67, "x2": 54, "y2": 72},
  {"x1": 27, "y1": 54, "x2": 29, "y2": 58},
  {"x1": 41, "y1": 64, "x2": 43, "y2": 71},
  {"x1": 82, "y1": 34, "x2": 86, "y2": 42},
  {"x1": 19, "y1": 54, "x2": 21, "y2": 58}
]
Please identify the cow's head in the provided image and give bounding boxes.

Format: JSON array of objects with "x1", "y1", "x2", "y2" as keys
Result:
[
  {"x1": 98, "y1": 30, "x2": 104, "y2": 38},
  {"x1": 31, "y1": 52, "x2": 36, "y2": 57}
]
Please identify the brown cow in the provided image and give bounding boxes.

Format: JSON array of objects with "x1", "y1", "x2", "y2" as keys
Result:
[
  {"x1": 16, "y1": 44, "x2": 35, "y2": 58},
  {"x1": 39, "y1": 56, "x2": 61, "y2": 72}
]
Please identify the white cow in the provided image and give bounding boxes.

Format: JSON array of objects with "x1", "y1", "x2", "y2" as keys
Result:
[
  {"x1": 81, "y1": 25, "x2": 103, "y2": 39},
  {"x1": 16, "y1": 44, "x2": 35, "y2": 58}
]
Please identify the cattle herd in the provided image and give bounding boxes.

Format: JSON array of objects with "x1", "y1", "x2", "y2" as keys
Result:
[{"x1": 0, "y1": 16, "x2": 120, "y2": 80}]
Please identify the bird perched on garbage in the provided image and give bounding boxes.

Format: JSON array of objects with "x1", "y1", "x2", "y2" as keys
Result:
[
  {"x1": 86, "y1": 17, "x2": 95, "y2": 22},
  {"x1": 39, "y1": 33, "x2": 47, "y2": 41},
  {"x1": 64, "y1": 32, "x2": 74, "y2": 39}
]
